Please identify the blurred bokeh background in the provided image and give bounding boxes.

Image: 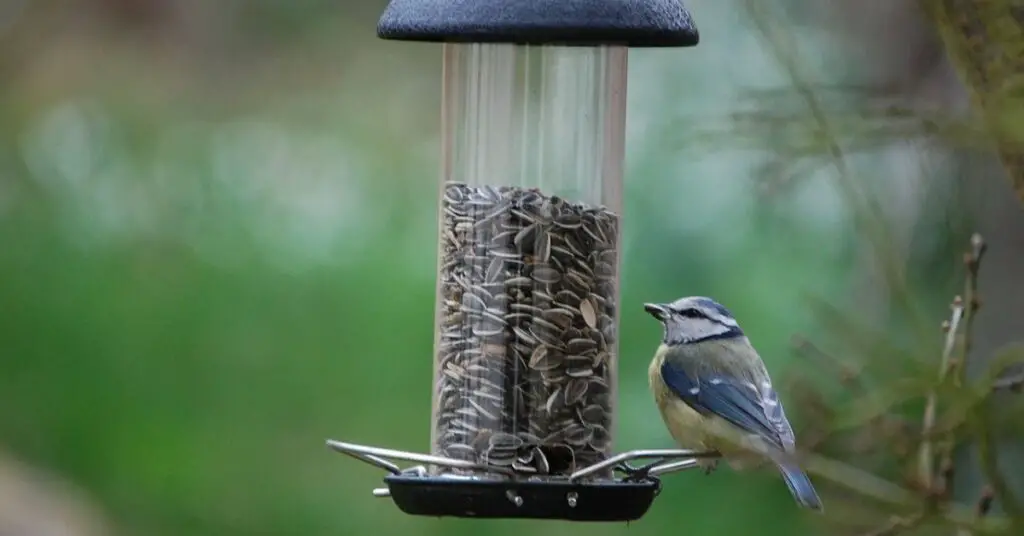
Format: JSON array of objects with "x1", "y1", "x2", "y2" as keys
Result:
[{"x1": 1, "y1": 1, "x2": 1022, "y2": 535}]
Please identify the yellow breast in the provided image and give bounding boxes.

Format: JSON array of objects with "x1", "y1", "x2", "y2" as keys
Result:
[{"x1": 647, "y1": 345, "x2": 757, "y2": 466}]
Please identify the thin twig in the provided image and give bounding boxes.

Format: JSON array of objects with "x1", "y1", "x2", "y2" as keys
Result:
[
  {"x1": 804, "y1": 453, "x2": 917, "y2": 506},
  {"x1": 791, "y1": 334, "x2": 865, "y2": 391},
  {"x1": 919, "y1": 234, "x2": 985, "y2": 500},
  {"x1": 975, "y1": 404, "x2": 1023, "y2": 520},
  {"x1": 952, "y1": 234, "x2": 983, "y2": 504},
  {"x1": 977, "y1": 486, "x2": 995, "y2": 518},
  {"x1": 954, "y1": 235, "x2": 1022, "y2": 520},
  {"x1": 959, "y1": 486, "x2": 996, "y2": 536},
  {"x1": 803, "y1": 452, "x2": 1009, "y2": 533},
  {"x1": 918, "y1": 294, "x2": 964, "y2": 494},
  {"x1": 956, "y1": 233, "x2": 988, "y2": 390},
  {"x1": 863, "y1": 513, "x2": 926, "y2": 536},
  {"x1": 742, "y1": 0, "x2": 931, "y2": 339}
]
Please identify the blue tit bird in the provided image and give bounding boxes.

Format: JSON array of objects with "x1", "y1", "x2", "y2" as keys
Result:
[{"x1": 644, "y1": 296, "x2": 823, "y2": 511}]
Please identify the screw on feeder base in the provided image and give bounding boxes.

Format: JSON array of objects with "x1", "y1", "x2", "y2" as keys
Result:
[{"x1": 506, "y1": 490, "x2": 524, "y2": 507}]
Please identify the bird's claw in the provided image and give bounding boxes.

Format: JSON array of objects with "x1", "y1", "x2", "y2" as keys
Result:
[{"x1": 616, "y1": 461, "x2": 663, "y2": 484}]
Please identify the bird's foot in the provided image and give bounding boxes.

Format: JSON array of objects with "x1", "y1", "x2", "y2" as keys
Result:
[
  {"x1": 701, "y1": 458, "x2": 720, "y2": 475},
  {"x1": 616, "y1": 461, "x2": 663, "y2": 484}
]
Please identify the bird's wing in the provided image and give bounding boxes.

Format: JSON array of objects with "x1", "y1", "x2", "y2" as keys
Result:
[
  {"x1": 660, "y1": 359, "x2": 793, "y2": 452},
  {"x1": 760, "y1": 380, "x2": 798, "y2": 451}
]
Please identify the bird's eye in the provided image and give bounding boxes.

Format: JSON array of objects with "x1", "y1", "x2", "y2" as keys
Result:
[{"x1": 679, "y1": 308, "x2": 704, "y2": 319}]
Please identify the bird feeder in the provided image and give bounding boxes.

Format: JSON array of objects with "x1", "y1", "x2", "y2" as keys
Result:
[{"x1": 328, "y1": 0, "x2": 704, "y2": 522}]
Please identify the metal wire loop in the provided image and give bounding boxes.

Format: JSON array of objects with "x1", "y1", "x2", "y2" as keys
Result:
[{"x1": 326, "y1": 439, "x2": 721, "y2": 498}]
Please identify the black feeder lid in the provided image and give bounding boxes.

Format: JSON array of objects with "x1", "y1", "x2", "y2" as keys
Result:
[{"x1": 377, "y1": 0, "x2": 699, "y2": 47}]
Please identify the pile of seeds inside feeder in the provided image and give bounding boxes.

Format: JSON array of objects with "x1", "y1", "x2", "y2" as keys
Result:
[{"x1": 434, "y1": 181, "x2": 619, "y2": 478}]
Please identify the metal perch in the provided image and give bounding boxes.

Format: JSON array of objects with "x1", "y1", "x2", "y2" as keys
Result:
[{"x1": 326, "y1": 439, "x2": 720, "y2": 498}]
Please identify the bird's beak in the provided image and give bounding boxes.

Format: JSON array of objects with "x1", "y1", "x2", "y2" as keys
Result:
[{"x1": 644, "y1": 303, "x2": 668, "y2": 321}]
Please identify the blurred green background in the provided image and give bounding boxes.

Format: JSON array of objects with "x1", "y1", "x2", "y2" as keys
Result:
[{"x1": 0, "y1": 1, "x2": 927, "y2": 535}]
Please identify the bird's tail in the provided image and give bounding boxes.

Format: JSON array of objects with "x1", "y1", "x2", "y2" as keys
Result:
[{"x1": 777, "y1": 463, "x2": 823, "y2": 512}]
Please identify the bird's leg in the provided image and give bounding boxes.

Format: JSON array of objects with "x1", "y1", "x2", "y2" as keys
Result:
[
  {"x1": 616, "y1": 450, "x2": 722, "y2": 481},
  {"x1": 701, "y1": 458, "x2": 720, "y2": 475}
]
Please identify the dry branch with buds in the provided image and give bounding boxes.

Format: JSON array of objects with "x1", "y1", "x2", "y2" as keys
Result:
[
  {"x1": 731, "y1": 4, "x2": 1022, "y2": 534},
  {"x1": 918, "y1": 233, "x2": 985, "y2": 505},
  {"x1": 783, "y1": 234, "x2": 1018, "y2": 535}
]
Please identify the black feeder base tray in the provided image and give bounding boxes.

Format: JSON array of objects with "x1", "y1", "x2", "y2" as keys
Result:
[
  {"x1": 327, "y1": 439, "x2": 719, "y2": 522},
  {"x1": 384, "y1": 474, "x2": 660, "y2": 521}
]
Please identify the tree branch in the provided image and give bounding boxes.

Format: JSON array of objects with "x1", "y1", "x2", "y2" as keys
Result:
[
  {"x1": 918, "y1": 293, "x2": 964, "y2": 494},
  {"x1": 863, "y1": 513, "x2": 925, "y2": 536},
  {"x1": 922, "y1": 233, "x2": 986, "y2": 502}
]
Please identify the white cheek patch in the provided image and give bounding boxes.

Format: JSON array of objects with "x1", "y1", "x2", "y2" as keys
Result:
[{"x1": 680, "y1": 317, "x2": 731, "y2": 342}]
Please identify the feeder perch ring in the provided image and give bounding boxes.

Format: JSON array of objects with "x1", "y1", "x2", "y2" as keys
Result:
[{"x1": 327, "y1": 439, "x2": 720, "y2": 521}]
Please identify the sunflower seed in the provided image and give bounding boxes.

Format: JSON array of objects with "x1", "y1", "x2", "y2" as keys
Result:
[
  {"x1": 564, "y1": 378, "x2": 589, "y2": 405},
  {"x1": 531, "y1": 266, "x2": 561, "y2": 284},
  {"x1": 432, "y1": 182, "x2": 619, "y2": 478},
  {"x1": 580, "y1": 297, "x2": 598, "y2": 329}
]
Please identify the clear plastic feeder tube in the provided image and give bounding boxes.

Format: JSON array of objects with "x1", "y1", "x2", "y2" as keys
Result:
[{"x1": 431, "y1": 43, "x2": 627, "y2": 480}]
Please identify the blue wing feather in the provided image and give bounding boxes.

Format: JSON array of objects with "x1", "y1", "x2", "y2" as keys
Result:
[
  {"x1": 660, "y1": 359, "x2": 786, "y2": 451},
  {"x1": 659, "y1": 349, "x2": 823, "y2": 510}
]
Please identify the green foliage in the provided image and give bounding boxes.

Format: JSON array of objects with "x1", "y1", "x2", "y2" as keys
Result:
[
  {"x1": 0, "y1": 99, "x2": 849, "y2": 535},
  {"x1": 1, "y1": 2, "x2": 992, "y2": 536},
  {"x1": 0, "y1": 69, "x2": 854, "y2": 536}
]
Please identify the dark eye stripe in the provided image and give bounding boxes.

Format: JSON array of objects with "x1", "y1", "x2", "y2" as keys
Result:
[{"x1": 679, "y1": 308, "x2": 705, "y2": 319}]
